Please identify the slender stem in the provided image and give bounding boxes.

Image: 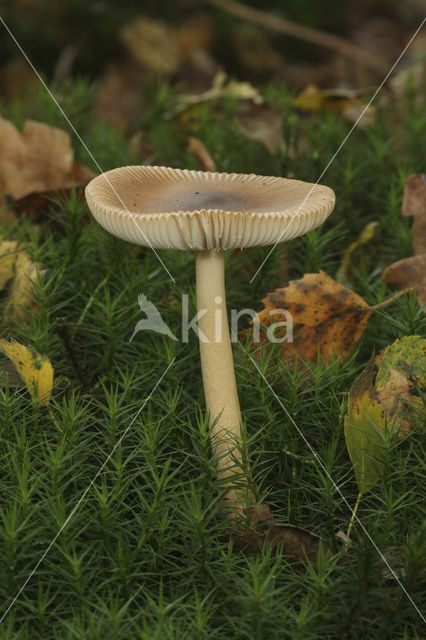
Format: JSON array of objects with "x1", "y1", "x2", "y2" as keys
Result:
[
  {"x1": 196, "y1": 249, "x2": 253, "y2": 517},
  {"x1": 346, "y1": 491, "x2": 362, "y2": 539},
  {"x1": 370, "y1": 288, "x2": 412, "y2": 310}
]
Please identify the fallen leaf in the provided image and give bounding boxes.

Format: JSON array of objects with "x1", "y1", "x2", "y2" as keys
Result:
[
  {"x1": 119, "y1": 17, "x2": 180, "y2": 75},
  {"x1": 345, "y1": 337, "x2": 426, "y2": 494},
  {"x1": 4, "y1": 250, "x2": 43, "y2": 324},
  {"x1": 187, "y1": 136, "x2": 216, "y2": 171},
  {"x1": 251, "y1": 271, "x2": 371, "y2": 366},
  {"x1": 235, "y1": 101, "x2": 284, "y2": 153},
  {"x1": 344, "y1": 361, "x2": 387, "y2": 494},
  {"x1": 382, "y1": 255, "x2": 426, "y2": 307},
  {"x1": 174, "y1": 69, "x2": 263, "y2": 113},
  {"x1": 382, "y1": 174, "x2": 426, "y2": 308},
  {"x1": 0, "y1": 117, "x2": 95, "y2": 201},
  {"x1": 0, "y1": 239, "x2": 20, "y2": 289},
  {"x1": 376, "y1": 336, "x2": 425, "y2": 436},
  {"x1": 336, "y1": 221, "x2": 378, "y2": 285},
  {"x1": 294, "y1": 85, "x2": 375, "y2": 125},
  {"x1": 224, "y1": 504, "x2": 329, "y2": 564},
  {"x1": 376, "y1": 336, "x2": 426, "y2": 389},
  {"x1": 250, "y1": 272, "x2": 409, "y2": 370},
  {"x1": 0, "y1": 340, "x2": 53, "y2": 406},
  {"x1": 401, "y1": 173, "x2": 426, "y2": 256}
]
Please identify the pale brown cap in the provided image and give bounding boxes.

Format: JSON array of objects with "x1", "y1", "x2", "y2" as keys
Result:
[{"x1": 85, "y1": 166, "x2": 335, "y2": 250}]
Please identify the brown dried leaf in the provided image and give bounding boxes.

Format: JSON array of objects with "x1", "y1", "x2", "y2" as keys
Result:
[
  {"x1": 402, "y1": 173, "x2": 426, "y2": 255},
  {"x1": 382, "y1": 254, "x2": 426, "y2": 307},
  {"x1": 235, "y1": 101, "x2": 284, "y2": 153},
  {"x1": 226, "y1": 504, "x2": 328, "y2": 564},
  {"x1": 0, "y1": 117, "x2": 95, "y2": 201}
]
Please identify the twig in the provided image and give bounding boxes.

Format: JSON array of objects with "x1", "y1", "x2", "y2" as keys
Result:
[{"x1": 205, "y1": 0, "x2": 390, "y2": 74}]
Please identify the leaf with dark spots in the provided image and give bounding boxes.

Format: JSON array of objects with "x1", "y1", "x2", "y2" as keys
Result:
[{"x1": 249, "y1": 271, "x2": 408, "y2": 371}]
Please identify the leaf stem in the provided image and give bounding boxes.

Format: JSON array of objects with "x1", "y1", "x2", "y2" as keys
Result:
[
  {"x1": 370, "y1": 288, "x2": 412, "y2": 310},
  {"x1": 346, "y1": 491, "x2": 362, "y2": 539}
]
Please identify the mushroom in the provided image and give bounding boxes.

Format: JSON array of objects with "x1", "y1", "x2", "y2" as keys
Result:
[{"x1": 85, "y1": 167, "x2": 335, "y2": 518}]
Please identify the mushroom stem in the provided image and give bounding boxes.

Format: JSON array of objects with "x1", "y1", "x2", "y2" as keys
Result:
[{"x1": 196, "y1": 249, "x2": 252, "y2": 517}]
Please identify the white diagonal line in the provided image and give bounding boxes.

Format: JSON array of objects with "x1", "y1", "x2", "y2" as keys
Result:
[
  {"x1": 250, "y1": 16, "x2": 426, "y2": 283},
  {"x1": 0, "y1": 17, "x2": 175, "y2": 284},
  {"x1": 249, "y1": 355, "x2": 425, "y2": 623},
  {"x1": 0, "y1": 357, "x2": 175, "y2": 623}
]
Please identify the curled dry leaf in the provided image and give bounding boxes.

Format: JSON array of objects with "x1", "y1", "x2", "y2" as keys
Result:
[
  {"x1": 0, "y1": 340, "x2": 53, "y2": 406},
  {"x1": 0, "y1": 116, "x2": 95, "y2": 203},
  {"x1": 225, "y1": 503, "x2": 329, "y2": 564},
  {"x1": 383, "y1": 174, "x2": 426, "y2": 308}
]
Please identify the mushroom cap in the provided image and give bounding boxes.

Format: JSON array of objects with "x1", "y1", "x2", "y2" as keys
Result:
[{"x1": 85, "y1": 166, "x2": 335, "y2": 250}]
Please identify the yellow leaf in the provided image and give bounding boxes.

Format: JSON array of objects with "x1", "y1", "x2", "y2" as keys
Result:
[
  {"x1": 294, "y1": 86, "x2": 375, "y2": 125},
  {"x1": 0, "y1": 340, "x2": 53, "y2": 406},
  {"x1": 4, "y1": 250, "x2": 41, "y2": 323},
  {"x1": 250, "y1": 271, "x2": 412, "y2": 372},
  {"x1": 344, "y1": 362, "x2": 386, "y2": 495},
  {"x1": 251, "y1": 271, "x2": 371, "y2": 366},
  {"x1": 0, "y1": 239, "x2": 19, "y2": 289}
]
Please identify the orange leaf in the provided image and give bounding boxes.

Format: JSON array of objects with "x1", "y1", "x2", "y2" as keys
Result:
[{"x1": 251, "y1": 271, "x2": 371, "y2": 366}]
